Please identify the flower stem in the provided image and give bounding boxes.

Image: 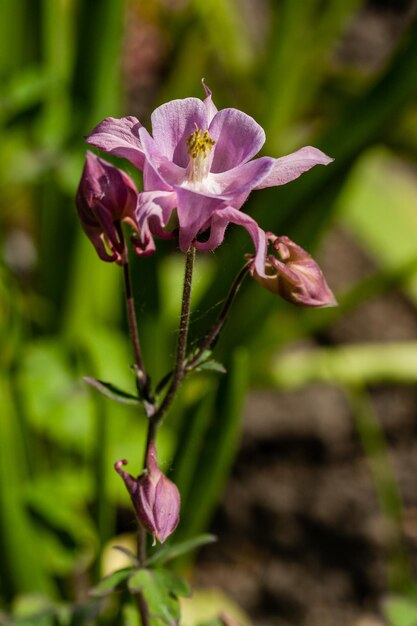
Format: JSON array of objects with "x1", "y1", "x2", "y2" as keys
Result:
[
  {"x1": 136, "y1": 593, "x2": 150, "y2": 626},
  {"x1": 145, "y1": 245, "x2": 196, "y2": 454},
  {"x1": 116, "y1": 224, "x2": 151, "y2": 626},
  {"x1": 186, "y1": 261, "x2": 250, "y2": 371},
  {"x1": 117, "y1": 223, "x2": 150, "y2": 402}
]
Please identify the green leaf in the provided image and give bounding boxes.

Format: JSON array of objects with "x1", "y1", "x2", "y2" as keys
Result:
[
  {"x1": 128, "y1": 569, "x2": 190, "y2": 626},
  {"x1": 196, "y1": 359, "x2": 227, "y2": 374},
  {"x1": 145, "y1": 534, "x2": 217, "y2": 567},
  {"x1": 83, "y1": 377, "x2": 141, "y2": 405},
  {"x1": 384, "y1": 595, "x2": 417, "y2": 626},
  {"x1": 89, "y1": 567, "x2": 134, "y2": 597}
]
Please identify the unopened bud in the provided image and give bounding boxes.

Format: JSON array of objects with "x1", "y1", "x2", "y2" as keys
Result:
[
  {"x1": 76, "y1": 151, "x2": 139, "y2": 263},
  {"x1": 114, "y1": 442, "x2": 180, "y2": 544},
  {"x1": 251, "y1": 234, "x2": 337, "y2": 308}
]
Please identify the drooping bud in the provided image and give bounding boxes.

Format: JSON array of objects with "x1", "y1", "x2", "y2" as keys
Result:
[
  {"x1": 76, "y1": 151, "x2": 139, "y2": 263},
  {"x1": 114, "y1": 442, "x2": 180, "y2": 544},
  {"x1": 251, "y1": 234, "x2": 337, "y2": 308}
]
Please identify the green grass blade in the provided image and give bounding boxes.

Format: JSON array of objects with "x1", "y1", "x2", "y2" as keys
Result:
[
  {"x1": 179, "y1": 348, "x2": 249, "y2": 539},
  {"x1": 347, "y1": 387, "x2": 412, "y2": 591}
]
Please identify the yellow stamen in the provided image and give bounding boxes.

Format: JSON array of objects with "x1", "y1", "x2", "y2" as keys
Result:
[{"x1": 186, "y1": 125, "x2": 215, "y2": 159}]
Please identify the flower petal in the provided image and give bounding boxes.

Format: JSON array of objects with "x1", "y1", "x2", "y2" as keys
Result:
[
  {"x1": 86, "y1": 117, "x2": 145, "y2": 169},
  {"x1": 151, "y1": 98, "x2": 208, "y2": 167},
  {"x1": 209, "y1": 108, "x2": 265, "y2": 172},
  {"x1": 139, "y1": 127, "x2": 186, "y2": 190},
  {"x1": 202, "y1": 79, "x2": 218, "y2": 124},
  {"x1": 210, "y1": 156, "x2": 274, "y2": 195},
  {"x1": 132, "y1": 190, "x2": 175, "y2": 255},
  {"x1": 255, "y1": 146, "x2": 333, "y2": 189},
  {"x1": 195, "y1": 206, "x2": 267, "y2": 277},
  {"x1": 136, "y1": 190, "x2": 177, "y2": 236},
  {"x1": 174, "y1": 187, "x2": 226, "y2": 252}
]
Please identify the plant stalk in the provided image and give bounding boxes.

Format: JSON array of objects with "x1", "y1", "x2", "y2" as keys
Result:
[
  {"x1": 118, "y1": 223, "x2": 151, "y2": 626},
  {"x1": 145, "y1": 246, "x2": 196, "y2": 455},
  {"x1": 117, "y1": 223, "x2": 150, "y2": 402},
  {"x1": 186, "y1": 261, "x2": 250, "y2": 371}
]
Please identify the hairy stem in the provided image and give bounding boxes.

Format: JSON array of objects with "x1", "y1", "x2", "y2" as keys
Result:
[
  {"x1": 186, "y1": 261, "x2": 250, "y2": 371},
  {"x1": 117, "y1": 223, "x2": 150, "y2": 401},
  {"x1": 136, "y1": 593, "x2": 150, "y2": 626},
  {"x1": 145, "y1": 245, "x2": 196, "y2": 455}
]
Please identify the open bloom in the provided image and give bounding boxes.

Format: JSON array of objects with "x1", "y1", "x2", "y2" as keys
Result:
[
  {"x1": 76, "y1": 151, "x2": 149, "y2": 263},
  {"x1": 114, "y1": 442, "x2": 180, "y2": 544},
  {"x1": 86, "y1": 82, "x2": 333, "y2": 274},
  {"x1": 250, "y1": 233, "x2": 337, "y2": 307}
]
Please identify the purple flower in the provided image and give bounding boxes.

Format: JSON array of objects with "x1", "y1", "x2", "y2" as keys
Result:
[
  {"x1": 250, "y1": 233, "x2": 337, "y2": 308},
  {"x1": 86, "y1": 82, "x2": 333, "y2": 275},
  {"x1": 76, "y1": 151, "x2": 151, "y2": 263},
  {"x1": 114, "y1": 442, "x2": 180, "y2": 544}
]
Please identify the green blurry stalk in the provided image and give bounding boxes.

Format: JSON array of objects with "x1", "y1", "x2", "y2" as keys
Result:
[
  {"x1": 264, "y1": 0, "x2": 363, "y2": 150},
  {"x1": 38, "y1": 0, "x2": 78, "y2": 315},
  {"x1": 0, "y1": 377, "x2": 55, "y2": 598},
  {"x1": 347, "y1": 387, "x2": 412, "y2": 592},
  {"x1": 83, "y1": 0, "x2": 124, "y2": 126},
  {"x1": 190, "y1": 0, "x2": 253, "y2": 76},
  {"x1": 0, "y1": 0, "x2": 30, "y2": 79},
  {"x1": 40, "y1": 0, "x2": 76, "y2": 149}
]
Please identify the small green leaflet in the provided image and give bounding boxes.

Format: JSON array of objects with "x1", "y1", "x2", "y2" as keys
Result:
[
  {"x1": 145, "y1": 534, "x2": 217, "y2": 567},
  {"x1": 196, "y1": 359, "x2": 227, "y2": 374},
  {"x1": 89, "y1": 567, "x2": 134, "y2": 597},
  {"x1": 128, "y1": 569, "x2": 191, "y2": 626},
  {"x1": 83, "y1": 377, "x2": 141, "y2": 405}
]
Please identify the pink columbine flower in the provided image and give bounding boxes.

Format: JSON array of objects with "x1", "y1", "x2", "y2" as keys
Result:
[
  {"x1": 250, "y1": 233, "x2": 337, "y2": 307},
  {"x1": 86, "y1": 82, "x2": 333, "y2": 275},
  {"x1": 76, "y1": 151, "x2": 144, "y2": 263},
  {"x1": 114, "y1": 442, "x2": 180, "y2": 544}
]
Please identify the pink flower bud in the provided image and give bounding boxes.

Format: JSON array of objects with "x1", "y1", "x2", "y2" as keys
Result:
[
  {"x1": 114, "y1": 442, "x2": 180, "y2": 544},
  {"x1": 251, "y1": 234, "x2": 337, "y2": 308},
  {"x1": 76, "y1": 151, "x2": 140, "y2": 263}
]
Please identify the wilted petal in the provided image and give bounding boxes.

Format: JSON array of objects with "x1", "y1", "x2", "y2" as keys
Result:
[
  {"x1": 251, "y1": 235, "x2": 337, "y2": 308},
  {"x1": 195, "y1": 206, "x2": 267, "y2": 278},
  {"x1": 255, "y1": 146, "x2": 333, "y2": 189},
  {"x1": 76, "y1": 152, "x2": 139, "y2": 262},
  {"x1": 151, "y1": 98, "x2": 208, "y2": 167},
  {"x1": 209, "y1": 108, "x2": 265, "y2": 172},
  {"x1": 86, "y1": 116, "x2": 145, "y2": 170}
]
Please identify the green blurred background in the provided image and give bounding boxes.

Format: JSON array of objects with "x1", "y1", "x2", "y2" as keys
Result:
[{"x1": 2, "y1": 0, "x2": 417, "y2": 624}]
